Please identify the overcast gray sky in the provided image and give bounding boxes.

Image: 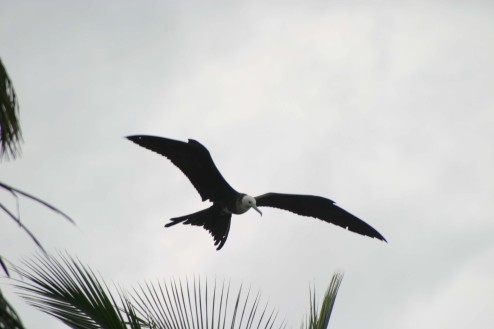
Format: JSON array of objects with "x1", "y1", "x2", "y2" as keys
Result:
[{"x1": 1, "y1": 1, "x2": 494, "y2": 328}]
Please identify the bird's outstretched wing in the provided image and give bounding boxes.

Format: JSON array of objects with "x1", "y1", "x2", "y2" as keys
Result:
[
  {"x1": 255, "y1": 193, "x2": 386, "y2": 242},
  {"x1": 127, "y1": 135, "x2": 238, "y2": 203},
  {"x1": 165, "y1": 206, "x2": 232, "y2": 250}
]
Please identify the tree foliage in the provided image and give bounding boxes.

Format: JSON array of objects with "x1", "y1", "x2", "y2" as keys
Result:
[{"x1": 12, "y1": 253, "x2": 342, "y2": 329}]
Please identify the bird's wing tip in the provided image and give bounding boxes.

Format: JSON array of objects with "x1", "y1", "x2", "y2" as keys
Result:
[{"x1": 376, "y1": 235, "x2": 387, "y2": 243}]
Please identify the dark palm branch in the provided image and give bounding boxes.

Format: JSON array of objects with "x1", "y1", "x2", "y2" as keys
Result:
[
  {"x1": 0, "y1": 256, "x2": 8, "y2": 277},
  {"x1": 0, "y1": 287, "x2": 26, "y2": 329},
  {"x1": 13, "y1": 254, "x2": 287, "y2": 329},
  {"x1": 0, "y1": 181, "x2": 75, "y2": 255},
  {"x1": 0, "y1": 57, "x2": 22, "y2": 161}
]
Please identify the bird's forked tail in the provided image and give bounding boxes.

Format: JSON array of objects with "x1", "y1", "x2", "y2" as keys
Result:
[
  {"x1": 165, "y1": 207, "x2": 213, "y2": 227},
  {"x1": 164, "y1": 206, "x2": 232, "y2": 250}
]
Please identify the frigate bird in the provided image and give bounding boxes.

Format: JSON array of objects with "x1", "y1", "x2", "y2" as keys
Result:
[{"x1": 127, "y1": 135, "x2": 386, "y2": 250}]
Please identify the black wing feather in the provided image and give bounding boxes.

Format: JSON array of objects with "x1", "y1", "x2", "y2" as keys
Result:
[
  {"x1": 256, "y1": 193, "x2": 386, "y2": 242},
  {"x1": 127, "y1": 135, "x2": 237, "y2": 203}
]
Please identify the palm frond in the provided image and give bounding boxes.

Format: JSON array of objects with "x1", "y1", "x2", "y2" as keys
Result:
[
  {"x1": 0, "y1": 202, "x2": 46, "y2": 253},
  {"x1": 0, "y1": 181, "x2": 75, "y2": 224},
  {"x1": 0, "y1": 57, "x2": 22, "y2": 161},
  {"x1": 13, "y1": 253, "x2": 128, "y2": 329},
  {"x1": 13, "y1": 254, "x2": 286, "y2": 329},
  {"x1": 0, "y1": 287, "x2": 26, "y2": 329},
  {"x1": 13, "y1": 254, "x2": 344, "y2": 329},
  {"x1": 302, "y1": 273, "x2": 343, "y2": 329},
  {"x1": 131, "y1": 277, "x2": 286, "y2": 329}
]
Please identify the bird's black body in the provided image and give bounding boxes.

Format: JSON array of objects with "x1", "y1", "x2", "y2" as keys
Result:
[{"x1": 127, "y1": 135, "x2": 386, "y2": 250}]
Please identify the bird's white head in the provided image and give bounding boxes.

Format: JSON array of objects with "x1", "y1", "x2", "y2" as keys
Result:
[{"x1": 240, "y1": 195, "x2": 262, "y2": 216}]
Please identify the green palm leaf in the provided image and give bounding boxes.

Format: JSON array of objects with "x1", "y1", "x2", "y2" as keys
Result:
[
  {"x1": 302, "y1": 273, "x2": 343, "y2": 329},
  {"x1": 13, "y1": 254, "x2": 287, "y2": 329},
  {"x1": 14, "y1": 254, "x2": 343, "y2": 329},
  {"x1": 131, "y1": 278, "x2": 285, "y2": 329},
  {"x1": 14, "y1": 253, "x2": 128, "y2": 329}
]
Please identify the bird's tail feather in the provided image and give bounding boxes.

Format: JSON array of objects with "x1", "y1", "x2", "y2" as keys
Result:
[
  {"x1": 164, "y1": 206, "x2": 232, "y2": 250},
  {"x1": 165, "y1": 207, "x2": 212, "y2": 227}
]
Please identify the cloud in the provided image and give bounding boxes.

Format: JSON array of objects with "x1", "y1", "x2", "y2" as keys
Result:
[
  {"x1": 1, "y1": 1, "x2": 493, "y2": 328},
  {"x1": 387, "y1": 245, "x2": 494, "y2": 328}
]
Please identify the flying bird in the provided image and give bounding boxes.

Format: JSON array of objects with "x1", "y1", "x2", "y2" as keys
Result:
[{"x1": 127, "y1": 135, "x2": 386, "y2": 250}]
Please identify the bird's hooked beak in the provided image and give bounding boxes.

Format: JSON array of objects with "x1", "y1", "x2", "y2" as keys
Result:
[{"x1": 253, "y1": 205, "x2": 262, "y2": 216}]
